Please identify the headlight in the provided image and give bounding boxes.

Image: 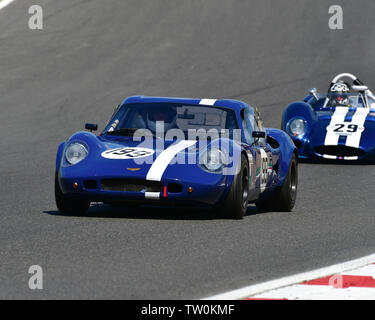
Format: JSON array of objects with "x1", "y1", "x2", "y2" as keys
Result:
[
  {"x1": 288, "y1": 118, "x2": 306, "y2": 137},
  {"x1": 65, "y1": 142, "x2": 88, "y2": 165},
  {"x1": 200, "y1": 148, "x2": 227, "y2": 172}
]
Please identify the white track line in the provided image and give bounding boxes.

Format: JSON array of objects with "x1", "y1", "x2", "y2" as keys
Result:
[
  {"x1": 202, "y1": 253, "x2": 375, "y2": 300},
  {"x1": 0, "y1": 0, "x2": 15, "y2": 11},
  {"x1": 254, "y1": 284, "x2": 375, "y2": 300}
]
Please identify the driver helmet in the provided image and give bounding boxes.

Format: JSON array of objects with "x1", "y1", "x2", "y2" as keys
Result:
[
  {"x1": 146, "y1": 107, "x2": 177, "y2": 132},
  {"x1": 329, "y1": 81, "x2": 350, "y2": 107}
]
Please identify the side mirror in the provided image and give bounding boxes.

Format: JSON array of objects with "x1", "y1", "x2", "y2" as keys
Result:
[
  {"x1": 85, "y1": 123, "x2": 98, "y2": 132},
  {"x1": 252, "y1": 131, "x2": 266, "y2": 139},
  {"x1": 309, "y1": 88, "x2": 319, "y2": 100}
]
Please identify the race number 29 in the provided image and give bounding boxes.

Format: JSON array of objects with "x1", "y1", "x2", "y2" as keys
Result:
[{"x1": 332, "y1": 123, "x2": 359, "y2": 134}]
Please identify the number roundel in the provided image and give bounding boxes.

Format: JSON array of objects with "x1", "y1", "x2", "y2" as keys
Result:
[
  {"x1": 329, "y1": 123, "x2": 363, "y2": 135},
  {"x1": 101, "y1": 147, "x2": 155, "y2": 159}
]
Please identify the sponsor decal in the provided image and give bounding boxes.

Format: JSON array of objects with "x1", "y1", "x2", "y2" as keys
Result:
[
  {"x1": 256, "y1": 168, "x2": 261, "y2": 177},
  {"x1": 101, "y1": 147, "x2": 155, "y2": 159}
]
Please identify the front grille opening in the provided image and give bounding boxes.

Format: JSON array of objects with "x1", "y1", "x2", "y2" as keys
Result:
[
  {"x1": 101, "y1": 179, "x2": 163, "y2": 193},
  {"x1": 167, "y1": 183, "x2": 183, "y2": 193},
  {"x1": 83, "y1": 180, "x2": 98, "y2": 190},
  {"x1": 294, "y1": 139, "x2": 303, "y2": 149},
  {"x1": 314, "y1": 146, "x2": 365, "y2": 157}
]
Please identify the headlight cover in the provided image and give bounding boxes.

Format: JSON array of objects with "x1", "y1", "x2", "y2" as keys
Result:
[
  {"x1": 64, "y1": 142, "x2": 89, "y2": 165},
  {"x1": 288, "y1": 118, "x2": 306, "y2": 137},
  {"x1": 200, "y1": 148, "x2": 227, "y2": 172}
]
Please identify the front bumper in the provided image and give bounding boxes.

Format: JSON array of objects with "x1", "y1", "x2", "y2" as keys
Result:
[
  {"x1": 58, "y1": 174, "x2": 229, "y2": 207},
  {"x1": 293, "y1": 139, "x2": 375, "y2": 162}
]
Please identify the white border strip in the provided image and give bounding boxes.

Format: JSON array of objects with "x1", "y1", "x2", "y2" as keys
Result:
[
  {"x1": 0, "y1": 0, "x2": 16, "y2": 11},
  {"x1": 202, "y1": 253, "x2": 375, "y2": 300},
  {"x1": 145, "y1": 192, "x2": 160, "y2": 200},
  {"x1": 199, "y1": 99, "x2": 217, "y2": 106}
]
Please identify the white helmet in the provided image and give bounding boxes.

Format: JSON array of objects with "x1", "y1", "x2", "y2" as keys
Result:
[
  {"x1": 330, "y1": 81, "x2": 350, "y2": 94},
  {"x1": 146, "y1": 108, "x2": 177, "y2": 132},
  {"x1": 329, "y1": 81, "x2": 350, "y2": 107}
]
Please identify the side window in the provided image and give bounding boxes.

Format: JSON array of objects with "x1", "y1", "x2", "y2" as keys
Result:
[
  {"x1": 241, "y1": 108, "x2": 255, "y2": 144},
  {"x1": 241, "y1": 109, "x2": 252, "y2": 143},
  {"x1": 253, "y1": 107, "x2": 267, "y2": 146}
]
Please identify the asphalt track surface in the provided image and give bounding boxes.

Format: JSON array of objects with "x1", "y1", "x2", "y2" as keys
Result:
[{"x1": 1, "y1": 0, "x2": 375, "y2": 299}]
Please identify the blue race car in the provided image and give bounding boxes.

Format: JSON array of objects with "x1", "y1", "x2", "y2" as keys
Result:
[
  {"x1": 55, "y1": 96, "x2": 298, "y2": 219},
  {"x1": 282, "y1": 73, "x2": 375, "y2": 162}
]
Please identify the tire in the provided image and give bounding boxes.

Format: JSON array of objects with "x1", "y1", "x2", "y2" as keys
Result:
[
  {"x1": 219, "y1": 154, "x2": 250, "y2": 219},
  {"x1": 276, "y1": 153, "x2": 298, "y2": 211},
  {"x1": 55, "y1": 171, "x2": 90, "y2": 215},
  {"x1": 256, "y1": 153, "x2": 298, "y2": 212}
]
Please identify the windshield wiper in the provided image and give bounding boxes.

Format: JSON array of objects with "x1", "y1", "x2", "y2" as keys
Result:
[
  {"x1": 105, "y1": 128, "x2": 161, "y2": 139},
  {"x1": 105, "y1": 128, "x2": 139, "y2": 136}
]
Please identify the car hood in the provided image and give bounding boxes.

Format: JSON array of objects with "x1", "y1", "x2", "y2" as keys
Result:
[
  {"x1": 309, "y1": 108, "x2": 375, "y2": 158},
  {"x1": 61, "y1": 132, "x2": 233, "y2": 184},
  {"x1": 81, "y1": 135, "x2": 198, "y2": 179}
]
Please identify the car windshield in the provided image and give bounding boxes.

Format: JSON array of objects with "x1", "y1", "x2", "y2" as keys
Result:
[
  {"x1": 103, "y1": 103, "x2": 239, "y2": 136},
  {"x1": 326, "y1": 93, "x2": 375, "y2": 108}
]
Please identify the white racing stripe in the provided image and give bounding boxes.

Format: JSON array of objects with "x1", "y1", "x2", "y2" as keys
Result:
[
  {"x1": 0, "y1": 0, "x2": 15, "y2": 11},
  {"x1": 324, "y1": 107, "x2": 348, "y2": 146},
  {"x1": 325, "y1": 107, "x2": 369, "y2": 150},
  {"x1": 146, "y1": 140, "x2": 197, "y2": 182},
  {"x1": 323, "y1": 154, "x2": 337, "y2": 160},
  {"x1": 145, "y1": 192, "x2": 160, "y2": 200},
  {"x1": 323, "y1": 155, "x2": 359, "y2": 161},
  {"x1": 345, "y1": 108, "x2": 369, "y2": 148},
  {"x1": 199, "y1": 99, "x2": 217, "y2": 106}
]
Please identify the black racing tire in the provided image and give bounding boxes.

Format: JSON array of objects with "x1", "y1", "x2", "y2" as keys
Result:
[
  {"x1": 219, "y1": 154, "x2": 250, "y2": 219},
  {"x1": 55, "y1": 171, "x2": 90, "y2": 215},
  {"x1": 276, "y1": 153, "x2": 298, "y2": 211},
  {"x1": 256, "y1": 153, "x2": 298, "y2": 212}
]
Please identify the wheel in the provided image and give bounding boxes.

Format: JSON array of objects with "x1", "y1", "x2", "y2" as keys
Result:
[
  {"x1": 219, "y1": 154, "x2": 249, "y2": 219},
  {"x1": 256, "y1": 153, "x2": 298, "y2": 212},
  {"x1": 276, "y1": 153, "x2": 298, "y2": 211},
  {"x1": 55, "y1": 171, "x2": 90, "y2": 215}
]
